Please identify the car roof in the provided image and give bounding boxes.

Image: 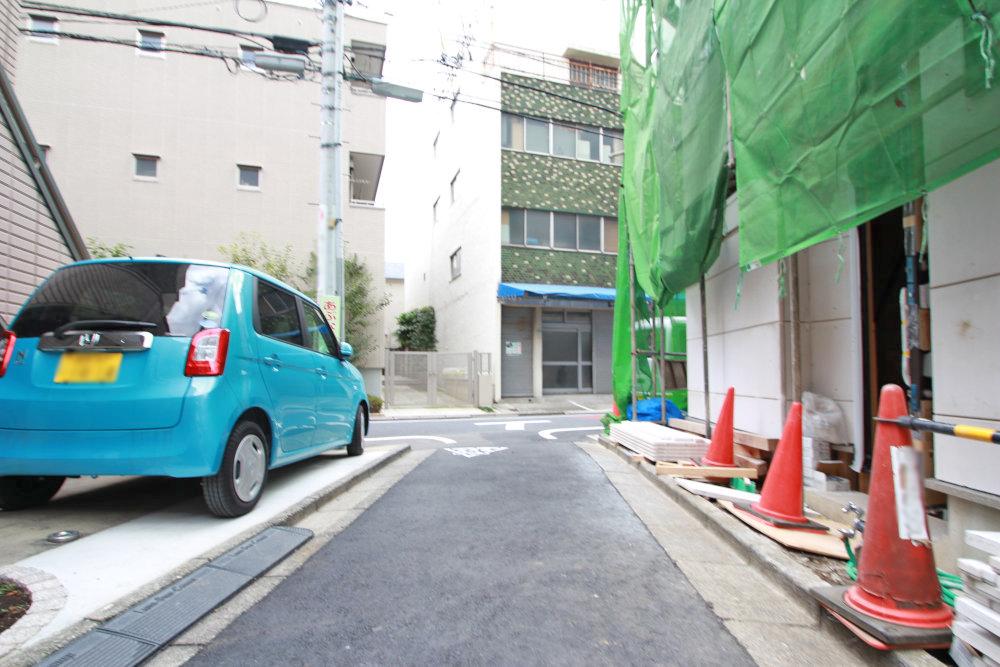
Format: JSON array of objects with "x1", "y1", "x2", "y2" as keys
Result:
[{"x1": 65, "y1": 257, "x2": 318, "y2": 305}]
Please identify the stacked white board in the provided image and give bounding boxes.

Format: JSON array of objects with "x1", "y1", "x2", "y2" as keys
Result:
[
  {"x1": 952, "y1": 531, "x2": 1000, "y2": 667},
  {"x1": 609, "y1": 421, "x2": 709, "y2": 462}
]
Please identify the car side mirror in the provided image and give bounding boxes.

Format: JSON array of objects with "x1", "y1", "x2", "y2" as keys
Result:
[{"x1": 339, "y1": 342, "x2": 353, "y2": 360}]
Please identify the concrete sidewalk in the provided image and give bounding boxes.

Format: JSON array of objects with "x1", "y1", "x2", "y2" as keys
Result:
[{"x1": 374, "y1": 393, "x2": 612, "y2": 421}]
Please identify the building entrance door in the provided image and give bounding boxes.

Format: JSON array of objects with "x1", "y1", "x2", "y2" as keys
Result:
[
  {"x1": 501, "y1": 307, "x2": 533, "y2": 397},
  {"x1": 542, "y1": 310, "x2": 593, "y2": 394}
]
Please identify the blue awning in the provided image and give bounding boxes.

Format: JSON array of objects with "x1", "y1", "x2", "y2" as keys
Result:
[{"x1": 497, "y1": 282, "x2": 617, "y2": 302}]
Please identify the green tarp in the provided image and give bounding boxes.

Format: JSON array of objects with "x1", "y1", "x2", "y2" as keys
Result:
[
  {"x1": 612, "y1": 0, "x2": 728, "y2": 413},
  {"x1": 716, "y1": 0, "x2": 1000, "y2": 269}
]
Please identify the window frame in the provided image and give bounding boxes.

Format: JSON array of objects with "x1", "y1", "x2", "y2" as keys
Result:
[
  {"x1": 450, "y1": 247, "x2": 462, "y2": 280},
  {"x1": 136, "y1": 29, "x2": 166, "y2": 57},
  {"x1": 237, "y1": 164, "x2": 262, "y2": 191},
  {"x1": 252, "y1": 278, "x2": 306, "y2": 349},
  {"x1": 502, "y1": 208, "x2": 618, "y2": 254},
  {"x1": 27, "y1": 14, "x2": 59, "y2": 43},
  {"x1": 133, "y1": 154, "x2": 160, "y2": 181},
  {"x1": 300, "y1": 299, "x2": 340, "y2": 358},
  {"x1": 502, "y1": 116, "x2": 622, "y2": 166}
]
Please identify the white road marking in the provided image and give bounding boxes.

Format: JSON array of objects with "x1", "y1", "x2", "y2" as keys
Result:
[
  {"x1": 366, "y1": 435, "x2": 457, "y2": 445},
  {"x1": 444, "y1": 446, "x2": 509, "y2": 458},
  {"x1": 474, "y1": 419, "x2": 551, "y2": 431},
  {"x1": 569, "y1": 400, "x2": 600, "y2": 412},
  {"x1": 538, "y1": 426, "x2": 604, "y2": 440}
]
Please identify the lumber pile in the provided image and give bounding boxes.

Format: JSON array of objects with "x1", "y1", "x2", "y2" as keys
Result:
[
  {"x1": 609, "y1": 421, "x2": 709, "y2": 462},
  {"x1": 952, "y1": 531, "x2": 1000, "y2": 666}
]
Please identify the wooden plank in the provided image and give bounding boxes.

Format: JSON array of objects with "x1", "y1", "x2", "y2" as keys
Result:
[
  {"x1": 655, "y1": 462, "x2": 758, "y2": 479},
  {"x1": 668, "y1": 418, "x2": 778, "y2": 453},
  {"x1": 734, "y1": 452, "x2": 767, "y2": 477},
  {"x1": 674, "y1": 478, "x2": 760, "y2": 504},
  {"x1": 967, "y1": 531, "x2": 1000, "y2": 557},
  {"x1": 956, "y1": 596, "x2": 1000, "y2": 638},
  {"x1": 720, "y1": 501, "x2": 853, "y2": 560},
  {"x1": 952, "y1": 620, "x2": 1000, "y2": 664}
]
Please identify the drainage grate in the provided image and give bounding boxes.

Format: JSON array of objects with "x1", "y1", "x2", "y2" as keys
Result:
[{"x1": 39, "y1": 526, "x2": 312, "y2": 667}]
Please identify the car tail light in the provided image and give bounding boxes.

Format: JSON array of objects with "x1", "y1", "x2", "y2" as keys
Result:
[
  {"x1": 185, "y1": 328, "x2": 230, "y2": 377},
  {"x1": 0, "y1": 330, "x2": 14, "y2": 378}
]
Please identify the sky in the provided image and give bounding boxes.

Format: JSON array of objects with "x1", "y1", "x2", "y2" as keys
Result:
[{"x1": 343, "y1": 0, "x2": 621, "y2": 268}]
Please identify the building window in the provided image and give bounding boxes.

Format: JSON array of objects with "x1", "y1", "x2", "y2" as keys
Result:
[
  {"x1": 602, "y1": 129, "x2": 624, "y2": 165},
  {"x1": 503, "y1": 117, "x2": 622, "y2": 165},
  {"x1": 137, "y1": 30, "x2": 165, "y2": 54},
  {"x1": 525, "y1": 118, "x2": 549, "y2": 153},
  {"x1": 351, "y1": 41, "x2": 385, "y2": 79},
  {"x1": 603, "y1": 218, "x2": 619, "y2": 253},
  {"x1": 503, "y1": 208, "x2": 618, "y2": 253},
  {"x1": 569, "y1": 60, "x2": 618, "y2": 91},
  {"x1": 501, "y1": 113, "x2": 524, "y2": 150},
  {"x1": 433, "y1": 197, "x2": 439, "y2": 222},
  {"x1": 28, "y1": 15, "x2": 58, "y2": 41},
  {"x1": 450, "y1": 248, "x2": 462, "y2": 280},
  {"x1": 450, "y1": 171, "x2": 459, "y2": 203},
  {"x1": 133, "y1": 154, "x2": 159, "y2": 180},
  {"x1": 578, "y1": 215, "x2": 601, "y2": 251},
  {"x1": 525, "y1": 210, "x2": 551, "y2": 247},
  {"x1": 239, "y1": 45, "x2": 262, "y2": 68},
  {"x1": 552, "y1": 123, "x2": 575, "y2": 158},
  {"x1": 238, "y1": 164, "x2": 261, "y2": 189}
]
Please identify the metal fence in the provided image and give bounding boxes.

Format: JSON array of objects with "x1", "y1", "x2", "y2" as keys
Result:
[{"x1": 385, "y1": 351, "x2": 492, "y2": 407}]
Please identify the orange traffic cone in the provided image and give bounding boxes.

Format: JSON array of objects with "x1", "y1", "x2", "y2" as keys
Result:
[
  {"x1": 744, "y1": 402, "x2": 825, "y2": 530},
  {"x1": 701, "y1": 387, "x2": 735, "y2": 467},
  {"x1": 813, "y1": 384, "x2": 952, "y2": 650}
]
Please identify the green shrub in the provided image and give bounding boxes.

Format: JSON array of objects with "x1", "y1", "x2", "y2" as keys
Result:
[
  {"x1": 396, "y1": 306, "x2": 436, "y2": 351},
  {"x1": 367, "y1": 394, "x2": 383, "y2": 414}
]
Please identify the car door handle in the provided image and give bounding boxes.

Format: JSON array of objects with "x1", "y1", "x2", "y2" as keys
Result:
[
  {"x1": 263, "y1": 355, "x2": 282, "y2": 369},
  {"x1": 315, "y1": 367, "x2": 328, "y2": 378}
]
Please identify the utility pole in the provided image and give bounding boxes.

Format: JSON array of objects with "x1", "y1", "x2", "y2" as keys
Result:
[{"x1": 318, "y1": 0, "x2": 346, "y2": 339}]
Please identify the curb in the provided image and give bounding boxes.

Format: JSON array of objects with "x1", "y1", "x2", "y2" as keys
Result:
[
  {"x1": 372, "y1": 408, "x2": 605, "y2": 421},
  {"x1": 594, "y1": 435, "x2": 943, "y2": 667},
  {"x1": 0, "y1": 445, "x2": 410, "y2": 667}
]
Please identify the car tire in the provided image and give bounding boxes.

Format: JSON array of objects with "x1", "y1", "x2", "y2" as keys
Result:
[
  {"x1": 0, "y1": 476, "x2": 66, "y2": 511},
  {"x1": 203, "y1": 420, "x2": 269, "y2": 518},
  {"x1": 346, "y1": 405, "x2": 365, "y2": 457}
]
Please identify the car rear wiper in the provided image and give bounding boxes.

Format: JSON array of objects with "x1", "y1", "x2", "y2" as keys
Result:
[{"x1": 54, "y1": 320, "x2": 158, "y2": 338}]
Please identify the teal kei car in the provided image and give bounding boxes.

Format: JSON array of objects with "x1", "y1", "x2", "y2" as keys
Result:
[{"x1": 0, "y1": 258, "x2": 369, "y2": 517}]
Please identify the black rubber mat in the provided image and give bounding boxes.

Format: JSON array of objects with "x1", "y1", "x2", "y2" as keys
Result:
[{"x1": 38, "y1": 526, "x2": 312, "y2": 667}]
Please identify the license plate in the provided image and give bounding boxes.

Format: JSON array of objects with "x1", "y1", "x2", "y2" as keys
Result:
[{"x1": 54, "y1": 353, "x2": 124, "y2": 384}]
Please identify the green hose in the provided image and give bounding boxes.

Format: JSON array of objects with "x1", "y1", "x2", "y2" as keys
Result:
[{"x1": 843, "y1": 542, "x2": 962, "y2": 607}]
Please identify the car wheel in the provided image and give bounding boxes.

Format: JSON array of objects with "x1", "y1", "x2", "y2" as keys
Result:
[
  {"x1": 0, "y1": 476, "x2": 66, "y2": 511},
  {"x1": 346, "y1": 405, "x2": 365, "y2": 457},
  {"x1": 203, "y1": 420, "x2": 269, "y2": 518}
]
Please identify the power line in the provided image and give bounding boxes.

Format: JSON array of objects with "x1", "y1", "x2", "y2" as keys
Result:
[{"x1": 21, "y1": 1, "x2": 311, "y2": 48}]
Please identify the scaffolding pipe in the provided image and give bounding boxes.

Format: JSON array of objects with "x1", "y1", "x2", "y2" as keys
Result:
[
  {"x1": 700, "y1": 276, "x2": 712, "y2": 438},
  {"x1": 789, "y1": 255, "x2": 802, "y2": 402},
  {"x1": 629, "y1": 248, "x2": 638, "y2": 422}
]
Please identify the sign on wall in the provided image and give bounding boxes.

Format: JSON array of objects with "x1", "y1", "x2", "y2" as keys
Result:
[
  {"x1": 320, "y1": 295, "x2": 343, "y2": 340},
  {"x1": 505, "y1": 340, "x2": 522, "y2": 356}
]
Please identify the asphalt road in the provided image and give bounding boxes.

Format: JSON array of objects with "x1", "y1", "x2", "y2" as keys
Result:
[{"x1": 190, "y1": 415, "x2": 754, "y2": 666}]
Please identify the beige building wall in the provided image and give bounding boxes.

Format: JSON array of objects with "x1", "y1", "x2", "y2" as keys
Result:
[
  {"x1": 0, "y1": 0, "x2": 84, "y2": 323},
  {"x1": 14, "y1": 2, "x2": 389, "y2": 385}
]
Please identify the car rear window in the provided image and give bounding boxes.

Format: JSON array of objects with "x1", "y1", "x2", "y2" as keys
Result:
[{"x1": 12, "y1": 262, "x2": 230, "y2": 338}]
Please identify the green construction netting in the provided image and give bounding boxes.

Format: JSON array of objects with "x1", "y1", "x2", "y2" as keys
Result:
[
  {"x1": 717, "y1": 0, "x2": 1000, "y2": 269},
  {"x1": 612, "y1": 0, "x2": 729, "y2": 414}
]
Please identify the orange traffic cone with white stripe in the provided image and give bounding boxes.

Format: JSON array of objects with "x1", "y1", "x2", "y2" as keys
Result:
[
  {"x1": 701, "y1": 387, "x2": 735, "y2": 468},
  {"x1": 812, "y1": 384, "x2": 952, "y2": 650},
  {"x1": 741, "y1": 402, "x2": 826, "y2": 531}
]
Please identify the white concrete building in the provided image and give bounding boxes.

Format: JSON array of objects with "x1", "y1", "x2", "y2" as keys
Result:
[
  {"x1": 409, "y1": 42, "x2": 622, "y2": 402},
  {"x1": 14, "y1": 0, "x2": 389, "y2": 392}
]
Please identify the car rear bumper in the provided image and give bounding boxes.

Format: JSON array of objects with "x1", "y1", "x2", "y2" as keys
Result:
[{"x1": 0, "y1": 379, "x2": 240, "y2": 478}]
